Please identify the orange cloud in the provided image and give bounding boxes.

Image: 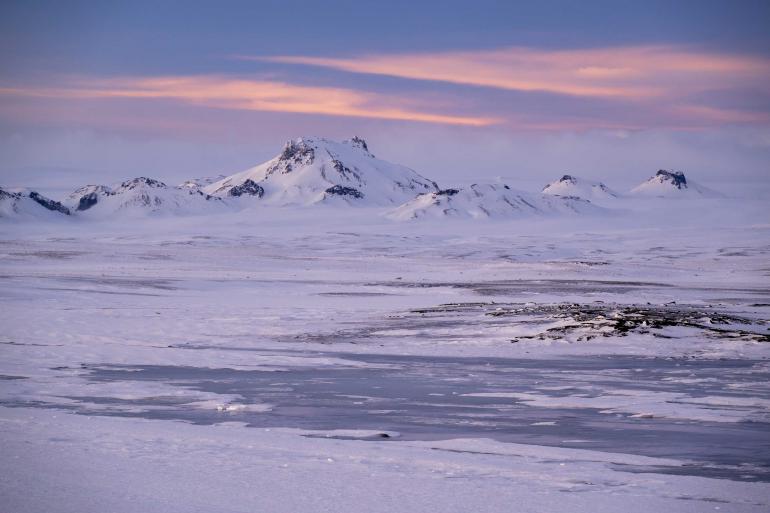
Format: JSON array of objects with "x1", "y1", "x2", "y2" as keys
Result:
[
  {"x1": 252, "y1": 45, "x2": 770, "y2": 100},
  {"x1": 0, "y1": 76, "x2": 498, "y2": 127}
]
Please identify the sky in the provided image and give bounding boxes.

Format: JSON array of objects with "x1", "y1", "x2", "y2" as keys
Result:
[{"x1": 1, "y1": 0, "x2": 769, "y2": 194}]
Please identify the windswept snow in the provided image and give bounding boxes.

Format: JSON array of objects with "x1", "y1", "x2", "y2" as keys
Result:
[
  {"x1": 386, "y1": 183, "x2": 603, "y2": 220},
  {"x1": 204, "y1": 136, "x2": 438, "y2": 206}
]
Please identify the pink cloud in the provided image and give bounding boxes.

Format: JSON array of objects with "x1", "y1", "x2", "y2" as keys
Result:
[
  {"x1": 0, "y1": 76, "x2": 498, "y2": 127},
  {"x1": 252, "y1": 45, "x2": 770, "y2": 101},
  {"x1": 2, "y1": 44, "x2": 768, "y2": 135}
]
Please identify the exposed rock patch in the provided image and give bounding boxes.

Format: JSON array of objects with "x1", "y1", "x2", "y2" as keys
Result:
[{"x1": 228, "y1": 179, "x2": 264, "y2": 198}]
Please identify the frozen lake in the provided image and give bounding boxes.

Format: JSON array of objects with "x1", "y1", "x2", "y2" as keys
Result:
[{"x1": 48, "y1": 352, "x2": 764, "y2": 483}]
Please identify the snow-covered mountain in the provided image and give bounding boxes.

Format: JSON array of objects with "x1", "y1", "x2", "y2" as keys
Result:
[
  {"x1": 0, "y1": 187, "x2": 71, "y2": 218},
  {"x1": 2, "y1": 137, "x2": 738, "y2": 225},
  {"x1": 66, "y1": 177, "x2": 225, "y2": 216},
  {"x1": 204, "y1": 137, "x2": 438, "y2": 206},
  {"x1": 542, "y1": 175, "x2": 618, "y2": 200},
  {"x1": 387, "y1": 183, "x2": 604, "y2": 220},
  {"x1": 630, "y1": 170, "x2": 718, "y2": 197}
]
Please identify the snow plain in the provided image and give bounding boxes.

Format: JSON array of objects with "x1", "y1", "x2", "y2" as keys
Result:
[{"x1": 1, "y1": 194, "x2": 769, "y2": 512}]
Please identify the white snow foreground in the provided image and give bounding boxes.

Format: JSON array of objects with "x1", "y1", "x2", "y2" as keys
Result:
[
  {"x1": 630, "y1": 169, "x2": 719, "y2": 197},
  {"x1": 1, "y1": 214, "x2": 768, "y2": 513},
  {"x1": 64, "y1": 177, "x2": 226, "y2": 217},
  {"x1": 204, "y1": 136, "x2": 439, "y2": 206},
  {"x1": 2, "y1": 407, "x2": 767, "y2": 513},
  {"x1": 386, "y1": 183, "x2": 604, "y2": 220},
  {"x1": 542, "y1": 174, "x2": 619, "y2": 200}
]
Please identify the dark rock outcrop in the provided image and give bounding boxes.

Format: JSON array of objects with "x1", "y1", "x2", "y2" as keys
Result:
[
  {"x1": 0, "y1": 188, "x2": 18, "y2": 201},
  {"x1": 656, "y1": 170, "x2": 687, "y2": 189},
  {"x1": 348, "y1": 136, "x2": 369, "y2": 153},
  {"x1": 28, "y1": 191, "x2": 71, "y2": 215},
  {"x1": 228, "y1": 179, "x2": 264, "y2": 198},
  {"x1": 281, "y1": 140, "x2": 314, "y2": 164},
  {"x1": 116, "y1": 177, "x2": 167, "y2": 192},
  {"x1": 76, "y1": 192, "x2": 100, "y2": 211},
  {"x1": 324, "y1": 185, "x2": 364, "y2": 199}
]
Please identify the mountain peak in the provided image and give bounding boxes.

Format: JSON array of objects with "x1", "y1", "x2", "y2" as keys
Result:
[
  {"x1": 542, "y1": 174, "x2": 618, "y2": 200},
  {"x1": 344, "y1": 136, "x2": 370, "y2": 153},
  {"x1": 280, "y1": 138, "x2": 316, "y2": 160},
  {"x1": 630, "y1": 169, "x2": 719, "y2": 197},
  {"x1": 67, "y1": 185, "x2": 114, "y2": 211},
  {"x1": 655, "y1": 170, "x2": 687, "y2": 189},
  {"x1": 116, "y1": 177, "x2": 168, "y2": 192},
  {"x1": 204, "y1": 137, "x2": 437, "y2": 206}
]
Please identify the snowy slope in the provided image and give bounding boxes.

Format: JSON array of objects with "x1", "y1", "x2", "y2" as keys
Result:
[
  {"x1": 630, "y1": 170, "x2": 719, "y2": 197},
  {"x1": 204, "y1": 137, "x2": 438, "y2": 206},
  {"x1": 0, "y1": 187, "x2": 71, "y2": 219},
  {"x1": 542, "y1": 175, "x2": 618, "y2": 200},
  {"x1": 179, "y1": 175, "x2": 227, "y2": 192},
  {"x1": 66, "y1": 177, "x2": 225, "y2": 217},
  {"x1": 387, "y1": 183, "x2": 603, "y2": 220}
]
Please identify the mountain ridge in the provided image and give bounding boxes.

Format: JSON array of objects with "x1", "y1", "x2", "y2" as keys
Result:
[
  {"x1": 387, "y1": 183, "x2": 604, "y2": 221},
  {"x1": 1, "y1": 138, "x2": 726, "y2": 221}
]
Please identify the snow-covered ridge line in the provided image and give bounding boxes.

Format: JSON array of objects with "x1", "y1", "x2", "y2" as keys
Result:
[
  {"x1": 61, "y1": 177, "x2": 226, "y2": 217},
  {"x1": 2, "y1": 138, "x2": 724, "y2": 221},
  {"x1": 0, "y1": 187, "x2": 71, "y2": 218},
  {"x1": 387, "y1": 183, "x2": 604, "y2": 220}
]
